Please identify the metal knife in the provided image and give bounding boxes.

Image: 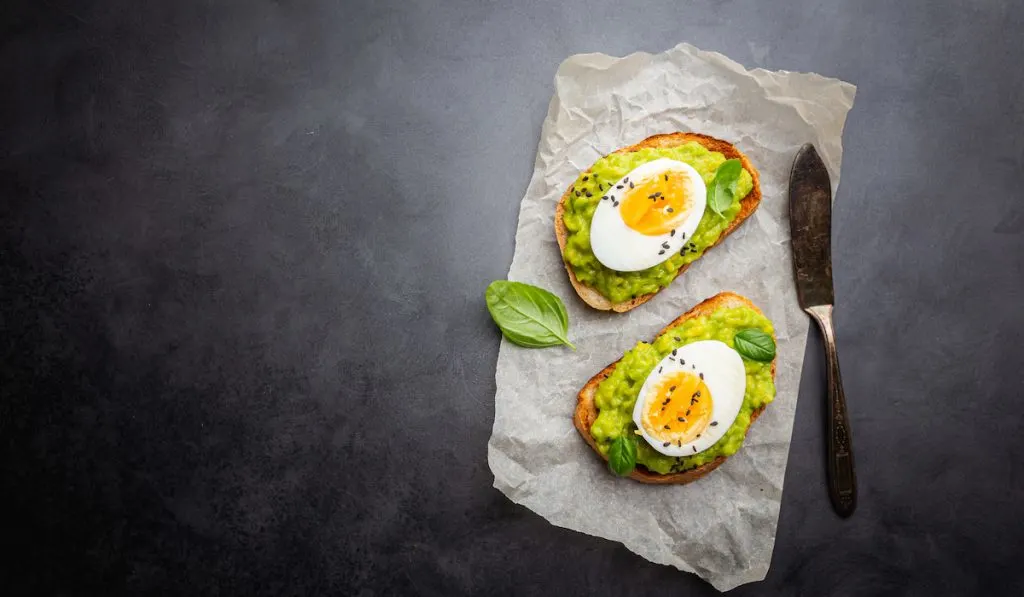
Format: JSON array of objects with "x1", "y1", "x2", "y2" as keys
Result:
[{"x1": 789, "y1": 144, "x2": 857, "y2": 518}]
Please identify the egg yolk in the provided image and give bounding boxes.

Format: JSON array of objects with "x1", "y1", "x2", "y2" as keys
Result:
[
  {"x1": 618, "y1": 170, "x2": 693, "y2": 236},
  {"x1": 640, "y1": 370, "x2": 713, "y2": 445}
]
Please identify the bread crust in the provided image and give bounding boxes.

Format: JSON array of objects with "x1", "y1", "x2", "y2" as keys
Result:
[
  {"x1": 554, "y1": 133, "x2": 762, "y2": 312},
  {"x1": 572, "y1": 291, "x2": 777, "y2": 484}
]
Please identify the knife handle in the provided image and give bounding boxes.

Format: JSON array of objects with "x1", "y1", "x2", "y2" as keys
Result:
[{"x1": 806, "y1": 304, "x2": 857, "y2": 518}]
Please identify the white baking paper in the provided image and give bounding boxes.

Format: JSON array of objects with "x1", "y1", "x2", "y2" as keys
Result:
[{"x1": 487, "y1": 43, "x2": 855, "y2": 591}]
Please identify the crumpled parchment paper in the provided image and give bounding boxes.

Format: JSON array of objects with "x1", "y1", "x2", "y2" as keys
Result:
[{"x1": 487, "y1": 43, "x2": 855, "y2": 591}]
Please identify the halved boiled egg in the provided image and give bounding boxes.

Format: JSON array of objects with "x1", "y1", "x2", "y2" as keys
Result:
[
  {"x1": 590, "y1": 158, "x2": 707, "y2": 272},
  {"x1": 632, "y1": 340, "x2": 746, "y2": 457}
]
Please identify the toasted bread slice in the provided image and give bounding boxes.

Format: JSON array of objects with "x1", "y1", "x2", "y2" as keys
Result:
[
  {"x1": 573, "y1": 291, "x2": 776, "y2": 484},
  {"x1": 555, "y1": 133, "x2": 762, "y2": 312}
]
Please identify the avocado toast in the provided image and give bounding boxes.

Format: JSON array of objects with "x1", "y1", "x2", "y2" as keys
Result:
[
  {"x1": 574, "y1": 291, "x2": 777, "y2": 484},
  {"x1": 555, "y1": 133, "x2": 762, "y2": 312}
]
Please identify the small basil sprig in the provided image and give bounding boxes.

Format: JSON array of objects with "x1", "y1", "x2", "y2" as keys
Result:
[
  {"x1": 608, "y1": 434, "x2": 637, "y2": 476},
  {"x1": 707, "y1": 159, "x2": 743, "y2": 216},
  {"x1": 485, "y1": 281, "x2": 575, "y2": 349},
  {"x1": 734, "y1": 329, "x2": 776, "y2": 362}
]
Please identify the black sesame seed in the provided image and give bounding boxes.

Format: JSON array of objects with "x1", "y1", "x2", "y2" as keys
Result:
[
  {"x1": 693, "y1": 446, "x2": 697, "y2": 453},
  {"x1": 576, "y1": 190, "x2": 581, "y2": 197},
  {"x1": 629, "y1": 182, "x2": 634, "y2": 188},
  {"x1": 670, "y1": 229, "x2": 676, "y2": 236},
  {"x1": 666, "y1": 207, "x2": 674, "y2": 213},
  {"x1": 569, "y1": 185, "x2": 575, "y2": 192},
  {"x1": 658, "y1": 366, "x2": 663, "y2": 374},
  {"x1": 583, "y1": 176, "x2": 589, "y2": 181},
  {"x1": 680, "y1": 359, "x2": 685, "y2": 365},
  {"x1": 664, "y1": 424, "x2": 670, "y2": 430},
  {"x1": 661, "y1": 242, "x2": 670, "y2": 249},
  {"x1": 669, "y1": 385, "x2": 676, "y2": 392},
  {"x1": 612, "y1": 200, "x2": 619, "y2": 207},
  {"x1": 674, "y1": 336, "x2": 681, "y2": 341},
  {"x1": 699, "y1": 373, "x2": 704, "y2": 380},
  {"x1": 663, "y1": 441, "x2": 670, "y2": 447},
  {"x1": 696, "y1": 434, "x2": 701, "y2": 439},
  {"x1": 710, "y1": 421, "x2": 718, "y2": 427},
  {"x1": 685, "y1": 409, "x2": 691, "y2": 416},
  {"x1": 671, "y1": 349, "x2": 677, "y2": 356},
  {"x1": 677, "y1": 440, "x2": 682, "y2": 447},
  {"x1": 695, "y1": 391, "x2": 701, "y2": 398},
  {"x1": 664, "y1": 174, "x2": 669, "y2": 181},
  {"x1": 601, "y1": 195, "x2": 608, "y2": 201},
  {"x1": 585, "y1": 191, "x2": 592, "y2": 197},
  {"x1": 681, "y1": 232, "x2": 686, "y2": 239},
  {"x1": 617, "y1": 184, "x2": 624, "y2": 189},
  {"x1": 677, "y1": 417, "x2": 684, "y2": 422},
  {"x1": 658, "y1": 250, "x2": 665, "y2": 255}
]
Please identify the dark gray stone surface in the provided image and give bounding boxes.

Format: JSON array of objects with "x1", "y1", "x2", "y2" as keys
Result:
[{"x1": 2, "y1": 0, "x2": 1023, "y2": 595}]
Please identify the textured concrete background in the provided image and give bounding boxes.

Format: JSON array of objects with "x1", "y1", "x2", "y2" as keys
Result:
[{"x1": 2, "y1": 0, "x2": 1023, "y2": 595}]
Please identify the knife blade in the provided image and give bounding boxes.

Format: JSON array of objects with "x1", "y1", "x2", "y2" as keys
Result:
[{"x1": 789, "y1": 144, "x2": 857, "y2": 518}]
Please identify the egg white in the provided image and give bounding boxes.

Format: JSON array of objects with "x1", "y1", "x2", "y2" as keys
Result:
[
  {"x1": 589, "y1": 158, "x2": 707, "y2": 272},
  {"x1": 631, "y1": 340, "x2": 746, "y2": 458}
]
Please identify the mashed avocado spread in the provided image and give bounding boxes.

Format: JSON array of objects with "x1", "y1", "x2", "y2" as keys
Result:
[
  {"x1": 590, "y1": 306, "x2": 775, "y2": 474},
  {"x1": 561, "y1": 142, "x2": 754, "y2": 304}
]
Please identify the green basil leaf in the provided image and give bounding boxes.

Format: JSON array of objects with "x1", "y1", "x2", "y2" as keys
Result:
[
  {"x1": 733, "y1": 328, "x2": 776, "y2": 362},
  {"x1": 607, "y1": 434, "x2": 637, "y2": 477},
  {"x1": 485, "y1": 280, "x2": 575, "y2": 349},
  {"x1": 707, "y1": 158, "x2": 743, "y2": 216}
]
